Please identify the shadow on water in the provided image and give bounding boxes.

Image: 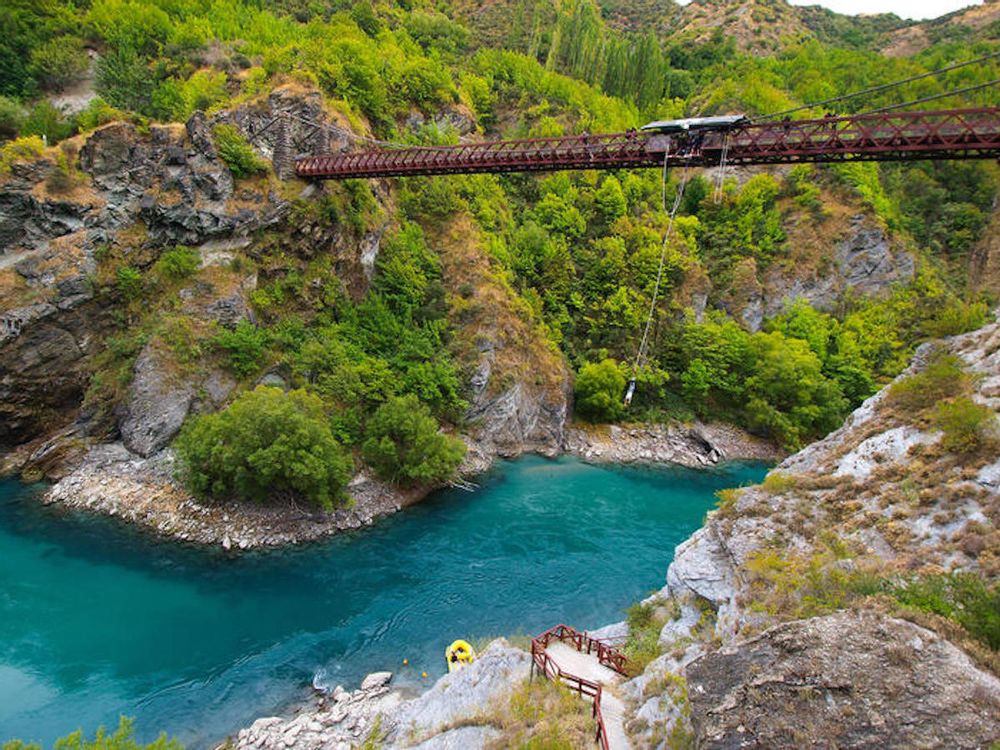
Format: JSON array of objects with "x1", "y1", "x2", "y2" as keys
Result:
[{"x1": 0, "y1": 456, "x2": 769, "y2": 748}]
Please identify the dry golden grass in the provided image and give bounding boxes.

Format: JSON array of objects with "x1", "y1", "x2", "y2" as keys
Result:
[
  {"x1": 483, "y1": 679, "x2": 598, "y2": 750},
  {"x1": 436, "y1": 214, "x2": 567, "y2": 400}
]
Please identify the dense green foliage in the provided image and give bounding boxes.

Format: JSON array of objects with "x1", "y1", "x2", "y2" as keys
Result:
[
  {"x1": 175, "y1": 386, "x2": 353, "y2": 509},
  {"x1": 151, "y1": 246, "x2": 200, "y2": 282},
  {"x1": 574, "y1": 358, "x2": 626, "y2": 422},
  {"x1": 0, "y1": 0, "x2": 995, "y2": 455},
  {"x1": 889, "y1": 573, "x2": 1000, "y2": 651},
  {"x1": 361, "y1": 394, "x2": 466, "y2": 484},
  {"x1": 3, "y1": 717, "x2": 180, "y2": 750}
]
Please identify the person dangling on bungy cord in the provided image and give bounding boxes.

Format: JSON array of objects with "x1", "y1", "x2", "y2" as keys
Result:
[{"x1": 624, "y1": 378, "x2": 636, "y2": 407}]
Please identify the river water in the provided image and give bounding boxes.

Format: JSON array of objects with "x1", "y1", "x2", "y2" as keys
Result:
[{"x1": 0, "y1": 455, "x2": 767, "y2": 747}]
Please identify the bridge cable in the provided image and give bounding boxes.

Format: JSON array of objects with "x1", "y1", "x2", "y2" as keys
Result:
[
  {"x1": 754, "y1": 50, "x2": 1000, "y2": 121},
  {"x1": 856, "y1": 77, "x2": 1000, "y2": 115},
  {"x1": 713, "y1": 132, "x2": 730, "y2": 204},
  {"x1": 625, "y1": 145, "x2": 693, "y2": 407}
]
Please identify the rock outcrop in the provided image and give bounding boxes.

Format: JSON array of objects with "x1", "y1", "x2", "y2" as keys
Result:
[
  {"x1": 622, "y1": 315, "x2": 1000, "y2": 748},
  {"x1": 759, "y1": 215, "x2": 915, "y2": 328},
  {"x1": 566, "y1": 421, "x2": 780, "y2": 468},
  {"x1": 118, "y1": 346, "x2": 197, "y2": 457},
  {"x1": 234, "y1": 639, "x2": 530, "y2": 749},
  {"x1": 687, "y1": 611, "x2": 1000, "y2": 750},
  {"x1": 0, "y1": 96, "x2": 294, "y2": 455}
]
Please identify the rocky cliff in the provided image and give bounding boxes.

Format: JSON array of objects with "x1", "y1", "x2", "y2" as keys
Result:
[
  {"x1": 617, "y1": 315, "x2": 1000, "y2": 748},
  {"x1": 0, "y1": 87, "x2": 574, "y2": 546}
]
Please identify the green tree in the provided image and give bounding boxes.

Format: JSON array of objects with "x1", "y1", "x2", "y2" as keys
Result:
[
  {"x1": 362, "y1": 394, "x2": 466, "y2": 484},
  {"x1": 575, "y1": 359, "x2": 626, "y2": 422},
  {"x1": 745, "y1": 331, "x2": 847, "y2": 449},
  {"x1": 96, "y1": 46, "x2": 154, "y2": 112},
  {"x1": 175, "y1": 387, "x2": 353, "y2": 509},
  {"x1": 0, "y1": 96, "x2": 25, "y2": 140},
  {"x1": 29, "y1": 35, "x2": 90, "y2": 91},
  {"x1": 594, "y1": 175, "x2": 627, "y2": 226},
  {"x1": 3, "y1": 716, "x2": 181, "y2": 750}
]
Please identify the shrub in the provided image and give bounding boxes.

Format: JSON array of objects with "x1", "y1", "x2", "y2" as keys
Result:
[
  {"x1": 887, "y1": 352, "x2": 970, "y2": 413},
  {"x1": 175, "y1": 387, "x2": 352, "y2": 510},
  {"x1": 934, "y1": 397, "x2": 997, "y2": 454},
  {"x1": 361, "y1": 394, "x2": 466, "y2": 484},
  {"x1": 152, "y1": 246, "x2": 200, "y2": 282},
  {"x1": 0, "y1": 96, "x2": 25, "y2": 140},
  {"x1": 74, "y1": 97, "x2": 127, "y2": 133},
  {"x1": 21, "y1": 101, "x2": 72, "y2": 143},
  {"x1": 623, "y1": 601, "x2": 665, "y2": 677},
  {"x1": 212, "y1": 124, "x2": 267, "y2": 178},
  {"x1": 29, "y1": 35, "x2": 90, "y2": 91},
  {"x1": 482, "y1": 679, "x2": 597, "y2": 749},
  {"x1": 212, "y1": 320, "x2": 270, "y2": 379},
  {"x1": 2, "y1": 716, "x2": 181, "y2": 750},
  {"x1": 45, "y1": 152, "x2": 76, "y2": 194},
  {"x1": 890, "y1": 574, "x2": 1000, "y2": 651},
  {"x1": 575, "y1": 359, "x2": 626, "y2": 423},
  {"x1": 115, "y1": 266, "x2": 144, "y2": 301},
  {"x1": 761, "y1": 472, "x2": 800, "y2": 494}
]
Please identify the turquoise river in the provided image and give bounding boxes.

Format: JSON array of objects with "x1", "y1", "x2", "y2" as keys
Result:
[{"x1": 0, "y1": 455, "x2": 767, "y2": 747}]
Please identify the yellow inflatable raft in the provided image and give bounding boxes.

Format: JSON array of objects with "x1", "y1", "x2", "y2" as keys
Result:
[{"x1": 445, "y1": 639, "x2": 476, "y2": 672}]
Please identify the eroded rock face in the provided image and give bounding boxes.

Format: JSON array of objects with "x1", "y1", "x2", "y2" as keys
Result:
[
  {"x1": 763, "y1": 216, "x2": 915, "y2": 321},
  {"x1": 0, "y1": 295, "x2": 113, "y2": 446},
  {"x1": 118, "y1": 345, "x2": 196, "y2": 458},
  {"x1": 0, "y1": 102, "x2": 296, "y2": 453},
  {"x1": 465, "y1": 379, "x2": 569, "y2": 459},
  {"x1": 687, "y1": 610, "x2": 1000, "y2": 750}
]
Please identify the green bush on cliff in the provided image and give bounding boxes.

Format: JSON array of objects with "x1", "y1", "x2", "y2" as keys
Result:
[
  {"x1": 152, "y1": 246, "x2": 200, "y2": 282},
  {"x1": 574, "y1": 359, "x2": 626, "y2": 423},
  {"x1": 361, "y1": 394, "x2": 466, "y2": 485},
  {"x1": 175, "y1": 386, "x2": 352, "y2": 509},
  {"x1": 890, "y1": 574, "x2": 1000, "y2": 651},
  {"x1": 934, "y1": 397, "x2": 998, "y2": 455},
  {"x1": 212, "y1": 124, "x2": 267, "y2": 179},
  {"x1": 2, "y1": 716, "x2": 181, "y2": 750},
  {"x1": 213, "y1": 321, "x2": 271, "y2": 379}
]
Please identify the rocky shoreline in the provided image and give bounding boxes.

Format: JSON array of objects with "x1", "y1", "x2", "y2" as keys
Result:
[
  {"x1": 17, "y1": 419, "x2": 777, "y2": 551},
  {"x1": 233, "y1": 639, "x2": 531, "y2": 750},
  {"x1": 37, "y1": 442, "x2": 431, "y2": 549},
  {"x1": 565, "y1": 420, "x2": 782, "y2": 468}
]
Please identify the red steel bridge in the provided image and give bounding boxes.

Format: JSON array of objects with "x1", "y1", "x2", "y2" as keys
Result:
[{"x1": 295, "y1": 107, "x2": 1000, "y2": 180}]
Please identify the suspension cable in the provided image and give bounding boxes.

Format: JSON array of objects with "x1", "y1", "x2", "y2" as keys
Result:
[
  {"x1": 857, "y1": 77, "x2": 1000, "y2": 115},
  {"x1": 754, "y1": 50, "x2": 1000, "y2": 121}
]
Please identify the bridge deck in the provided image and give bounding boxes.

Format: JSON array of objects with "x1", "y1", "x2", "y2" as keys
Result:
[{"x1": 296, "y1": 107, "x2": 1000, "y2": 179}]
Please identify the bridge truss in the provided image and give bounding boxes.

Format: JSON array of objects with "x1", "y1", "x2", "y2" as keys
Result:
[{"x1": 295, "y1": 107, "x2": 1000, "y2": 180}]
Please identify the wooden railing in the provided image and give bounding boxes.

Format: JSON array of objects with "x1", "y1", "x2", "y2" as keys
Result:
[{"x1": 530, "y1": 624, "x2": 630, "y2": 750}]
